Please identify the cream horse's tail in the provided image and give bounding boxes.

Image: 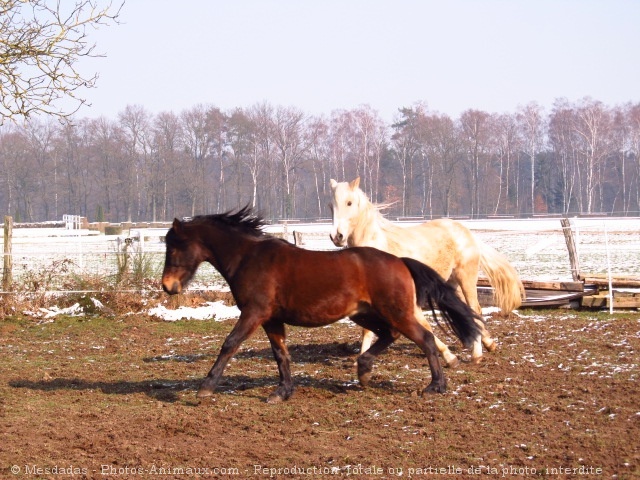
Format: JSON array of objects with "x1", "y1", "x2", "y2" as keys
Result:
[{"x1": 477, "y1": 241, "x2": 525, "y2": 313}]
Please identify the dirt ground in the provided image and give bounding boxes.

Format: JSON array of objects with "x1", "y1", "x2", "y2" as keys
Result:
[{"x1": 1, "y1": 303, "x2": 639, "y2": 479}]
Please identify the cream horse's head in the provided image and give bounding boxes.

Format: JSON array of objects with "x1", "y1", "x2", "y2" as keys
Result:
[{"x1": 329, "y1": 177, "x2": 364, "y2": 247}]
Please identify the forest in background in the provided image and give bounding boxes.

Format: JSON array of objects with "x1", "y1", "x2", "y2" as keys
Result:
[{"x1": 1, "y1": 96, "x2": 639, "y2": 223}]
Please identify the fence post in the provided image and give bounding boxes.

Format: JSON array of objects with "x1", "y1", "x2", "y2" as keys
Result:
[
  {"x1": 560, "y1": 218, "x2": 580, "y2": 281},
  {"x1": 3, "y1": 216, "x2": 12, "y2": 291}
]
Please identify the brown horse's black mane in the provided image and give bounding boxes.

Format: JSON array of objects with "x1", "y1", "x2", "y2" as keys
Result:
[{"x1": 189, "y1": 206, "x2": 268, "y2": 238}]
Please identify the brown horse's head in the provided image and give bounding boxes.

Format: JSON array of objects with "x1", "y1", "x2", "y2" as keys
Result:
[{"x1": 161, "y1": 218, "x2": 207, "y2": 294}]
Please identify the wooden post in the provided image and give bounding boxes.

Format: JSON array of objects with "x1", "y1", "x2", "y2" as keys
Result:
[
  {"x1": 3, "y1": 216, "x2": 13, "y2": 291},
  {"x1": 560, "y1": 218, "x2": 580, "y2": 281}
]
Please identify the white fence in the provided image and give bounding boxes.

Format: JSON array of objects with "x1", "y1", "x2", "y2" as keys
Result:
[
  {"x1": 270, "y1": 217, "x2": 639, "y2": 283},
  {"x1": 1, "y1": 216, "x2": 638, "y2": 294}
]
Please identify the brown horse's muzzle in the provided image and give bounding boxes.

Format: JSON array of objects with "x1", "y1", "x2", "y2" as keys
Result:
[{"x1": 162, "y1": 274, "x2": 182, "y2": 295}]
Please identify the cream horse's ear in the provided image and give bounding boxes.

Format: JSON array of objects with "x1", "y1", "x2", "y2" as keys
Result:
[
  {"x1": 330, "y1": 179, "x2": 338, "y2": 189},
  {"x1": 349, "y1": 177, "x2": 360, "y2": 190}
]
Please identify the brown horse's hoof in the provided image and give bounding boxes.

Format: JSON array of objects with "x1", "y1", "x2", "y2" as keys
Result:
[
  {"x1": 423, "y1": 383, "x2": 447, "y2": 395},
  {"x1": 266, "y1": 394, "x2": 285, "y2": 404},
  {"x1": 196, "y1": 387, "x2": 214, "y2": 398},
  {"x1": 485, "y1": 341, "x2": 498, "y2": 353},
  {"x1": 358, "y1": 372, "x2": 371, "y2": 387},
  {"x1": 266, "y1": 386, "x2": 294, "y2": 403}
]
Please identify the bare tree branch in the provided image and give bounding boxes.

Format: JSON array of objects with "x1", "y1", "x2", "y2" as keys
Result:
[{"x1": 0, "y1": 0, "x2": 123, "y2": 123}]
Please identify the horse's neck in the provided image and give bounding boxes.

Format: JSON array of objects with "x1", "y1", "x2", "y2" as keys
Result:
[
  {"x1": 349, "y1": 200, "x2": 392, "y2": 249},
  {"x1": 202, "y1": 226, "x2": 256, "y2": 280}
]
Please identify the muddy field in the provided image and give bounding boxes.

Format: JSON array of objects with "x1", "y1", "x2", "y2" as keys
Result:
[{"x1": 1, "y1": 305, "x2": 639, "y2": 479}]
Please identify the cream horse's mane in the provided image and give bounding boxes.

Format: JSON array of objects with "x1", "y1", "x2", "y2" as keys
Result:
[{"x1": 350, "y1": 189, "x2": 406, "y2": 252}]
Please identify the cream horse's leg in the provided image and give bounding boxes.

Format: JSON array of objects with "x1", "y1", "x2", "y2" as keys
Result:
[
  {"x1": 454, "y1": 277, "x2": 497, "y2": 364},
  {"x1": 414, "y1": 305, "x2": 459, "y2": 368},
  {"x1": 360, "y1": 329, "x2": 376, "y2": 353},
  {"x1": 360, "y1": 307, "x2": 459, "y2": 368}
]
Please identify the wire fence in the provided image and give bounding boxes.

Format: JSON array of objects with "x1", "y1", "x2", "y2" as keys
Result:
[{"x1": 1, "y1": 217, "x2": 638, "y2": 296}]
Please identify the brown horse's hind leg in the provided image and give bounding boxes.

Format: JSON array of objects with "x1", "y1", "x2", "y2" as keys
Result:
[
  {"x1": 262, "y1": 320, "x2": 294, "y2": 403},
  {"x1": 393, "y1": 320, "x2": 446, "y2": 394},
  {"x1": 356, "y1": 328, "x2": 398, "y2": 387},
  {"x1": 197, "y1": 311, "x2": 264, "y2": 398}
]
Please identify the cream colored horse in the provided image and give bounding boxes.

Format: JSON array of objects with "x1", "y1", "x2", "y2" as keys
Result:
[{"x1": 329, "y1": 177, "x2": 524, "y2": 365}]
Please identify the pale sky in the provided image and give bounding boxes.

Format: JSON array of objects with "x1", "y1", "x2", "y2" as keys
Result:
[{"x1": 71, "y1": 0, "x2": 640, "y2": 122}]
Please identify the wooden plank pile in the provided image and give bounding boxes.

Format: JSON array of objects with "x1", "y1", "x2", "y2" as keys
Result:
[
  {"x1": 477, "y1": 277, "x2": 640, "y2": 310},
  {"x1": 579, "y1": 274, "x2": 640, "y2": 309},
  {"x1": 476, "y1": 278, "x2": 598, "y2": 309}
]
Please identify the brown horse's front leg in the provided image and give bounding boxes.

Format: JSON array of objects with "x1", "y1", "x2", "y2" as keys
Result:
[
  {"x1": 197, "y1": 313, "x2": 262, "y2": 398},
  {"x1": 262, "y1": 320, "x2": 294, "y2": 403}
]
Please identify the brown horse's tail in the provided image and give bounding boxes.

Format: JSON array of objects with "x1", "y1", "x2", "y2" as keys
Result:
[
  {"x1": 401, "y1": 257, "x2": 481, "y2": 349},
  {"x1": 477, "y1": 241, "x2": 525, "y2": 313}
]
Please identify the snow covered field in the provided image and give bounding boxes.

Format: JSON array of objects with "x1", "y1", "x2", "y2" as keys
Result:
[
  {"x1": 3, "y1": 216, "x2": 638, "y2": 320},
  {"x1": 3, "y1": 216, "x2": 638, "y2": 285}
]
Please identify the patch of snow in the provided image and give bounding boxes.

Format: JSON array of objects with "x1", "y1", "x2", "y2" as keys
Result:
[
  {"x1": 26, "y1": 303, "x2": 84, "y2": 318},
  {"x1": 148, "y1": 301, "x2": 240, "y2": 321},
  {"x1": 482, "y1": 306, "x2": 502, "y2": 316}
]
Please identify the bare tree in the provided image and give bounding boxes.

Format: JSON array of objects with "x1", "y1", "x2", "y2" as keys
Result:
[
  {"x1": 0, "y1": 127, "x2": 35, "y2": 220},
  {"x1": 180, "y1": 105, "x2": 211, "y2": 216},
  {"x1": 151, "y1": 111, "x2": 183, "y2": 219},
  {"x1": 271, "y1": 106, "x2": 307, "y2": 218},
  {"x1": 24, "y1": 118, "x2": 55, "y2": 217},
  {"x1": 490, "y1": 114, "x2": 516, "y2": 214},
  {"x1": 426, "y1": 113, "x2": 463, "y2": 217},
  {"x1": 52, "y1": 120, "x2": 84, "y2": 216},
  {"x1": 573, "y1": 98, "x2": 611, "y2": 213},
  {"x1": 305, "y1": 115, "x2": 330, "y2": 216},
  {"x1": 205, "y1": 107, "x2": 228, "y2": 212},
  {"x1": 118, "y1": 104, "x2": 150, "y2": 221},
  {"x1": 248, "y1": 103, "x2": 274, "y2": 211},
  {"x1": 88, "y1": 116, "x2": 123, "y2": 220},
  {"x1": 328, "y1": 111, "x2": 353, "y2": 182},
  {"x1": 460, "y1": 109, "x2": 491, "y2": 217},
  {"x1": 391, "y1": 107, "x2": 427, "y2": 216},
  {"x1": 0, "y1": 0, "x2": 123, "y2": 123},
  {"x1": 517, "y1": 102, "x2": 545, "y2": 214},
  {"x1": 628, "y1": 103, "x2": 640, "y2": 212},
  {"x1": 351, "y1": 106, "x2": 386, "y2": 202}
]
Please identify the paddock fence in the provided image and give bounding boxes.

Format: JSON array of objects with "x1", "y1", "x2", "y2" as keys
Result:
[{"x1": 1, "y1": 215, "x2": 638, "y2": 307}]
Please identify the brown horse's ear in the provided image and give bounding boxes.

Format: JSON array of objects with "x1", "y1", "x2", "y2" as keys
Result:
[
  {"x1": 349, "y1": 177, "x2": 360, "y2": 190},
  {"x1": 172, "y1": 218, "x2": 182, "y2": 233}
]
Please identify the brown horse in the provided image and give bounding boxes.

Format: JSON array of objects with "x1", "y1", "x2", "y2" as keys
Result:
[{"x1": 161, "y1": 207, "x2": 481, "y2": 402}]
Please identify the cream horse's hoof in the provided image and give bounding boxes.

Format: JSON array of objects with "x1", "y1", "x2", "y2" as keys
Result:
[
  {"x1": 485, "y1": 340, "x2": 498, "y2": 353},
  {"x1": 445, "y1": 356, "x2": 460, "y2": 369}
]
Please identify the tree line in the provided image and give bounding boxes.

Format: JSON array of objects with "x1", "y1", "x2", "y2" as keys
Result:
[{"x1": 1, "y1": 97, "x2": 639, "y2": 223}]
